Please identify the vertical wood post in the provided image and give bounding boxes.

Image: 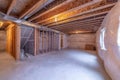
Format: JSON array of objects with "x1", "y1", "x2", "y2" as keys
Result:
[
  {"x1": 15, "y1": 25, "x2": 21, "y2": 60},
  {"x1": 34, "y1": 28, "x2": 39, "y2": 56},
  {"x1": 42, "y1": 30, "x2": 44, "y2": 53}
]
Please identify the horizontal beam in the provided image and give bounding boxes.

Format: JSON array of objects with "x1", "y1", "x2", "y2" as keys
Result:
[
  {"x1": 49, "y1": 16, "x2": 105, "y2": 28},
  {"x1": 28, "y1": 0, "x2": 74, "y2": 21},
  {"x1": 47, "y1": 11, "x2": 108, "y2": 27},
  {"x1": 36, "y1": 0, "x2": 102, "y2": 24},
  {"x1": 6, "y1": 0, "x2": 16, "y2": 16},
  {"x1": 52, "y1": 22, "x2": 102, "y2": 30},
  {"x1": 50, "y1": 20, "x2": 103, "y2": 30},
  {"x1": 56, "y1": 24, "x2": 101, "y2": 32},
  {"x1": 19, "y1": 0, "x2": 48, "y2": 19},
  {"x1": 39, "y1": 3, "x2": 115, "y2": 26},
  {"x1": 0, "y1": 12, "x2": 62, "y2": 34}
]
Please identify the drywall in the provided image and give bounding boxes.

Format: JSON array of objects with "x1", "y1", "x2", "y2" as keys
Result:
[
  {"x1": 96, "y1": 1, "x2": 120, "y2": 80},
  {"x1": 0, "y1": 31, "x2": 6, "y2": 51},
  {"x1": 68, "y1": 33, "x2": 96, "y2": 50}
]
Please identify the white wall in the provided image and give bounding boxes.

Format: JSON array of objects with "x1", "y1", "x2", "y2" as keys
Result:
[
  {"x1": 68, "y1": 33, "x2": 96, "y2": 50},
  {"x1": 0, "y1": 31, "x2": 6, "y2": 51}
]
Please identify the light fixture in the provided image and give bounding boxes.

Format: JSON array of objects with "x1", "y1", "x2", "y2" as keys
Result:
[
  {"x1": 70, "y1": 30, "x2": 92, "y2": 34},
  {"x1": 55, "y1": 17, "x2": 58, "y2": 22}
]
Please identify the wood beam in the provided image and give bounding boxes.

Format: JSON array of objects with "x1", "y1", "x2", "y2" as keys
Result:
[
  {"x1": 58, "y1": 24, "x2": 101, "y2": 33},
  {"x1": 34, "y1": 28, "x2": 39, "y2": 56},
  {"x1": 36, "y1": 0, "x2": 102, "y2": 24},
  {"x1": 19, "y1": 0, "x2": 48, "y2": 19},
  {"x1": 47, "y1": 11, "x2": 108, "y2": 27},
  {"x1": 45, "y1": 3, "x2": 115, "y2": 26},
  {"x1": 51, "y1": 21, "x2": 102, "y2": 30},
  {"x1": 50, "y1": 16, "x2": 105, "y2": 28},
  {"x1": 6, "y1": 0, "x2": 16, "y2": 16},
  {"x1": 53, "y1": 22, "x2": 102, "y2": 30},
  {"x1": 28, "y1": 0, "x2": 74, "y2": 21}
]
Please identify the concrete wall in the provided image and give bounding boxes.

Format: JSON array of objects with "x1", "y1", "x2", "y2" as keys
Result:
[
  {"x1": 0, "y1": 31, "x2": 6, "y2": 51},
  {"x1": 68, "y1": 33, "x2": 96, "y2": 50},
  {"x1": 96, "y1": 1, "x2": 120, "y2": 80}
]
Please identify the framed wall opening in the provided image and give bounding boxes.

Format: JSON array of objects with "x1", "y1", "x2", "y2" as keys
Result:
[{"x1": 20, "y1": 25, "x2": 35, "y2": 57}]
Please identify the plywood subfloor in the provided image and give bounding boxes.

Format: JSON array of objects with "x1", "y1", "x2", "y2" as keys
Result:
[{"x1": 0, "y1": 50, "x2": 111, "y2": 80}]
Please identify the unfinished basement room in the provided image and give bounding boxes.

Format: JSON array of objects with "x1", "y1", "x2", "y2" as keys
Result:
[{"x1": 0, "y1": 0, "x2": 119, "y2": 80}]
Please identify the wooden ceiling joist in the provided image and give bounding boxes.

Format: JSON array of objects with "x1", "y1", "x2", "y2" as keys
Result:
[
  {"x1": 37, "y1": 2, "x2": 115, "y2": 26},
  {"x1": 28, "y1": 0, "x2": 74, "y2": 21},
  {"x1": 6, "y1": 0, "x2": 16, "y2": 16},
  {"x1": 19, "y1": 0, "x2": 48, "y2": 19},
  {"x1": 52, "y1": 21, "x2": 102, "y2": 29},
  {"x1": 50, "y1": 19, "x2": 103, "y2": 29},
  {"x1": 35, "y1": 0, "x2": 102, "y2": 24},
  {"x1": 50, "y1": 16, "x2": 105, "y2": 27},
  {"x1": 0, "y1": 0, "x2": 117, "y2": 34},
  {"x1": 45, "y1": 10, "x2": 108, "y2": 27}
]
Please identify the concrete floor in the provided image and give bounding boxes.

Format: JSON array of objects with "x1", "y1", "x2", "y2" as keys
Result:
[{"x1": 0, "y1": 50, "x2": 111, "y2": 80}]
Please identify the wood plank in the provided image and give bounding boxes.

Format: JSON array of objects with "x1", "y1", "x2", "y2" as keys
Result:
[
  {"x1": 48, "y1": 11, "x2": 108, "y2": 27},
  {"x1": 36, "y1": 0, "x2": 102, "y2": 24},
  {"x1": 45, "y1": 3, "x2": 115, "y2": 26},
  {"x1": 15, "y1": 25, "x2": 21, "y2": 60},
  {"x1": 42, "y1": 30, "x2": 44, "y2": 53},
  {"x1": 6, "y1": 0, "x2": 17, "y2": 16},
  {"x1": 19, "y1": 0, "x2": 48, "y2": 19},
  {"x1": 34, "y1": 28, "x2": 39, "y2": 56},
  {"x1": 50, "y1": 17, "x2": 104, "y2": 28},
  {"x1": 29, "y1": 0, "x2": 74, "y2": 21}
]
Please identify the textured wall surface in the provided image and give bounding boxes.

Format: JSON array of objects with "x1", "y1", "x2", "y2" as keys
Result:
[
  {"x1": 62, "y1": 34, "x2": 68, "y2": 49},
  {"x1": 96, "y1": 1, "x2": 120, "y2": 80},
  {"x1": 68, "y1": 33, "x2": 96, "y2": 50},
  {"x1": 20, "y1": 26, "x2": 35, "y2": 55},
  {"x1": 0, "y1": 31, "x2": 6, "y2": 51}
]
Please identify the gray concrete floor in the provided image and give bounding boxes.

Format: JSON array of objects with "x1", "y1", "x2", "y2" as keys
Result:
[{"x1": 0, "y1": 50, "x2": 111, "y2": 80}]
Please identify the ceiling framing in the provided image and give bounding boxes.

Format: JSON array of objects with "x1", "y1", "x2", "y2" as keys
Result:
[{"x1": 0, "y1": 0, "x2": 117, "y2": 34}]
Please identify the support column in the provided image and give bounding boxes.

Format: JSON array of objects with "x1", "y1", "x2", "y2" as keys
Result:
[
  {"x1": 47, "y1": 31, "x2": 49, "y2": 52},
  {"x1": 15, "y1": 25, "x2": 21, "y2": 60},
  {"x1": 34, "y1": 28, "x2": 39, "y2": 56},
  {"x1": 42, "y1": 30, "x2": 44, "y2": 53}
]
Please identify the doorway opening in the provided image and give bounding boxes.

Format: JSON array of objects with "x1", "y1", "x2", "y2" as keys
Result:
[{"x1": 0, "y1": 20, "x2": 20, "y2": 60}]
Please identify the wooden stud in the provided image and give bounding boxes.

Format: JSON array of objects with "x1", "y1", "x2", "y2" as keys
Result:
[
  {"x1": 34, "y1": 28, "x2": 39, "y2": 56},
  {"x1": 42, "y1": 30, "x2": 44, "y2": 53}
]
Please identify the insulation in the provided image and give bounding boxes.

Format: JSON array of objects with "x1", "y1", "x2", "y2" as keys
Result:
[{"x1": 96, "y1": 1, "x2": 120, "y2": 80}]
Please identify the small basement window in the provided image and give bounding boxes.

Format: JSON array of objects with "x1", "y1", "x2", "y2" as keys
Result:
[
  {"x1": 117, "y1": 17, "x2": 120, "y2": 46},
  {"x1": 100, "y1": 27, "x2": 107, "y2": 50}
]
